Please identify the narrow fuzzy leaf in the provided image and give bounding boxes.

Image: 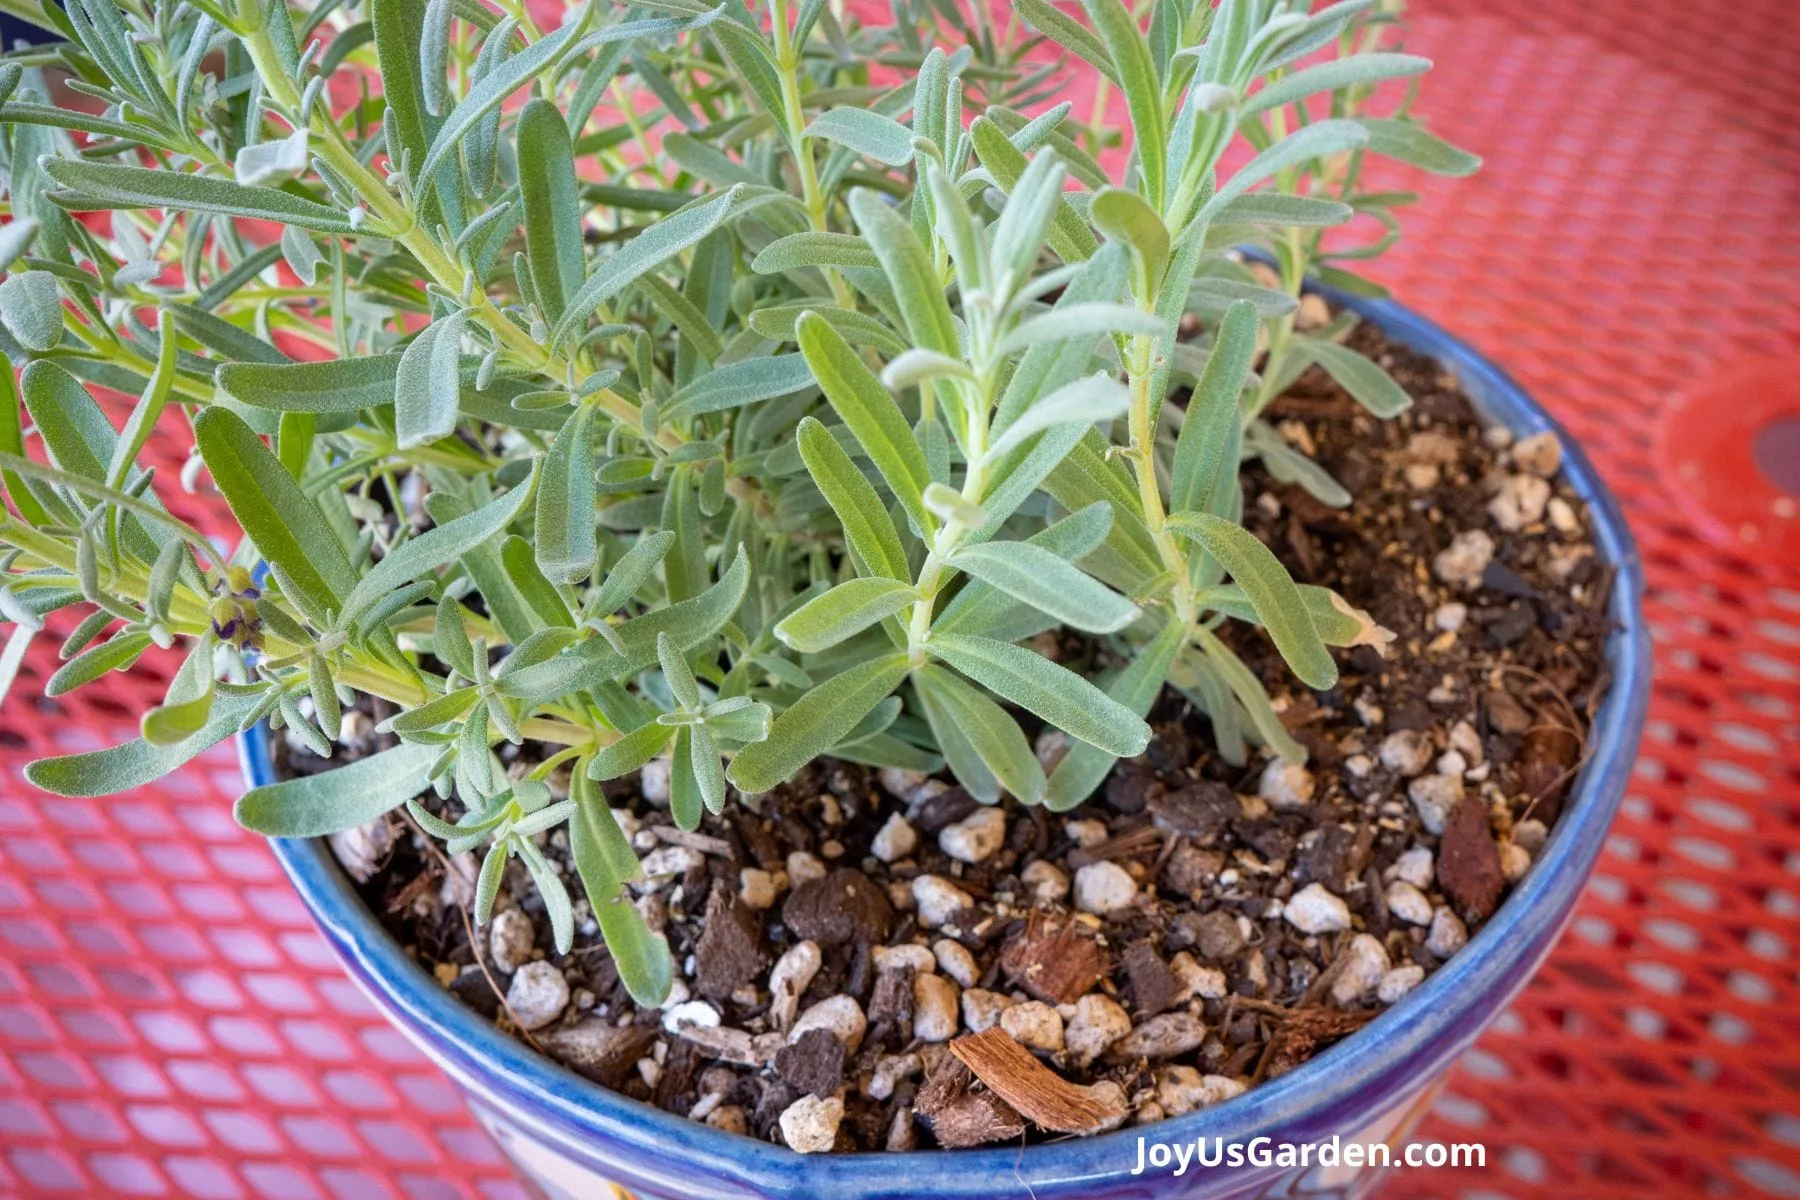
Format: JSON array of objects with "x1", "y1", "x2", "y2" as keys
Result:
[
  {"x1": 946, "y1": 541, "x2": 1139, "y2": 634},
  {"x1": 796, "y1": 416, "x2": 909, "y2": 583},
  {"x1": 926, "y1": 633, "x2": 1148, "y2": 757},
  {"x1": 1356, "y1": 117, "x2": 1482, "y2": 176},
  {"x1": 805, "y1": 107, "x2": 915, "y2": 165},
  {"x1": 1045, "y1": 619, "x2": 1184, "y2": 810},
  {"x1": 983, "y1": 373, "x2": 1130, "y2": 466},
  {"x1": 236, "y1": 742, "x2": 439, "y2": 836},
  {"x1": 915, "y1": 663, "x2": 1046, "y2": 805},
  {"x1": 848, "y1": 188, "x2": 958, "y2": 358},
  {"x1": 1169, "y1": 299, "x2": 1257, "y2": 514},
  {"x1": 44, "y1": 159, "x2": 356, "y2": 234},
  {"x1": 775, "y1": 577, "x2": 916, "y2": 654},
  {"x1": 536, "y1": 402, "x2": 598, "y2": 584},
  {"x1": 25, "y1": 690, "x2": 261, "y2": 797},
  {"x1": 1301, "y1": 339, "x2": 1413, "y2": 418},
  {"x1": 517, "y1": 97, "x2": 586, "y2": 323},
  {"x1": 1165, "y1": 511, "x2": 1337, "y2": 689},
  {"x1": 0, "y1": 271, "x2": 61, "y2": 352},
  {"x1": 726, "y1": 652, "x2": 911, "y2": 793},
  {"x1": 395, "y1": 310, "x2": 468, "y2": 449},
  {"x1": 216, "y1": 354, "x2": 404, "y2": 413}
]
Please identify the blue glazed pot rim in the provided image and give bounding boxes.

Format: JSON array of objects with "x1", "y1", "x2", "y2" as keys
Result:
[{"x1": 254, "y1": 288, "x2": 1652, "y2": 1199}]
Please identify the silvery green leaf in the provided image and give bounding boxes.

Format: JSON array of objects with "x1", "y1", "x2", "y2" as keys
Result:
[
  {"x1": 536, "y1": 401, "x2": 598, "y2": 585},
  {"x1": 983, "y1": 372, "x2": 1130, "y2": 466},
  {"x1": 967, "y1": 117, "x2": 1096, "y2": 264},
  {"x1": 551, "y1": 185, "x2": 744, "y2": 351},
  {"x1": 234, "y1": 128, "x2": 310, "y2": 187},
  {"x1": 215, "y1": 354, "x2": 403, "y2": 413},
  {"x1": 1356, "y1": 118, "x2": 1482, "y2": 177},
  {"x1": 1082, "y1": 0, "x2": 1164, "y2": 205},
  {"x1": 1191, "y1": 625, "x2": 1305, "y2": 761},
  {"x1": 587, "y1": 721, "x2": 674, "y2": 780},
  {"x1": 436, "y1": 595, "x2": 478, "y2": 681},
  {"x1": 1212, "y1": 194, "x2": 1354, "y2": 228},
  {"x1": 235, "y1": 742, "x2": 439, "y2": 836},
  {"x1": 1197, "y1": 120, "x2": 1369, "y2": 224},
  {"x1": 915, "y1": 663, "x2": 1045, "y2": 805},
  {"x1": 996, "y1": 303, "x2": 1162, "y2": 357},
  {"x1": 1045, "y1": 620, "x2": 1186, "y2": 810},
  {"x1": 1187, "y1": 276, "x2": 1299, "y2": 318},
  {"x1": 593, "y1": 888, "x2": 671, "y2": 1005},
  {"x1": 0, "y1": 217, "x2": 40, "y2": 273},
  {"x1": 775, "y1": 577, "x2": 916, "y2": 654},
  {"x1": 669, "y1": 726, "x2": 702, "y2": 829},
  {"x1": 848, "y1": 189, "x2": 958, "y2": 359},
  {"x1": 797, "y1": 313, "x2": 933, "y2": 537},
  {"x1": 926, "y1": 633, "x2": 1148, "y2": 757},
  {"x1": 45, "y1": 159, "x2": 358, "y2": 235},
  {"x1": 517, "y1": 97, "x2": 586, "y2": 323},
  {"x1": 1166, "y1": 511, "x2": 1336, "y2": 689},
  {"x1": 726, "y1": 652, "x2": 911, "y2": 793},
  {"x1": 395, "y1": 310, "x2": 468, "y2": 449},
  {"x1": 991, "y1": 150, "x2": 1068, "y2": 288},
  {"x1": 1300, "y1": 338, "x2": 1413, "y2": 418},
  {"x1": 0, "y1": 271, "x2": 62, "y2": 353},
  {"x1": 699, "y1": 697, "x2": 772, "y2": 743},
  {"x1": 797, "y1": 416, "x2": 909, "y2": 582},
  {"x1": 690, "y1": 723, "x2": 726, "y2": 815},
  {"x1": 194, "y1": 407, "x2": 357, "y2": 628},
  {"x1": 663, "y1": 354, "x2": 814, "y2": 420},
  {"x1": 339, "y1": 470, "x2": 534, "y2": 629},
  {"x1": 806, "y1": 107, "x2": 915, "y2": 165},
  {"x1": 589, "y1": 530, "x2": 675, "y2": 619},
  {"x1": 25, "y1": 689, "x2": 261, "y2": 798},
  {"x1": 413, "y1": 2, "x2": 596, "y2": 186},
  {"x1": 1246, "y1": 419, "x2": 1352, "y2": 507},
  {"x1": 519, "y1": 839, "x2": 575, "y2": 952},
  {"x1": 474, "y1": 842, "x2": 507, "y2": 924},
  {"x1": 1170, "y1": 299, "x2": 1257, "y2": 514},
  {"x1": 879, "y1": 348, "x2": 975, "y2": 391},
  {"x1": 279, "y1": 225, "x2": 324, "y2": 286},
  {"x1": 1015, "y1": 0, "x2": 1121, "y2": 86},
  {"x1": 420, "y1": 0, "x2": 454, "y2": 116},
  {"x1": 1241, "y1": 53, "x2": 1432, "y2": 117},
  {"x1": 748, "y1": 303, "x2": 905, "y2": 355},
  {"x1": 748, "y1": 232, "x2": 882, "y2": 275},
  {"x1": 47, "y1": 631, "x2": 153, "y2": 697},
  {"x1": 922, "y1": 481, "x2": 986, "y2": 529},
  {"x1": 947, "y1": 539, "x2": 1139, "y2": 634}
]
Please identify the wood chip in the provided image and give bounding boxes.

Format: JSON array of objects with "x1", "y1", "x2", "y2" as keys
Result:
[
  {"x1": 948, "y1": 1028, "x2": 1127, "y2": 1134},
  {"x1": 650, "y1": 825, "x2": 735, "y2": 857},
  {"x1": 998, "y1": 913, "x2": 1108, "y2": 1005}
]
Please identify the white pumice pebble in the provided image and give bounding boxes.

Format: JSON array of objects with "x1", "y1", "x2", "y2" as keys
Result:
[
  {"x1": 867, "y1": 1053, "x2": 921, "y2": 1102},
  {"x1": 939, "y1": 807, "x2": 1007, "y2": 864},
  {"x1": 786, "y1": 850, "x2": 827, "y2": 885},
  {"x1": 911, "y1": 875, "x2": 975, "y2": 929},
  {"x1": 1433, "y1": 602, "x2": 1469, "y2": 632},
  {"x1": 768, "y1": 941, "x2": 822, "y2": 1032},
  {"x1": 639, "y1": 757, "x2": 671, "y2": 803},
  {"x1": 912, "y1": 974, "x2": 960, "y2": 1043},
  {"x1": 1393, "y1": 846, "x2": 1435, "y2": 888},
  {"x1": 1064, "y1": 819, "x2": 1109, "y2": 849},
  {"x1": 1021, "y1": 859, "x2": 1071, "y2": 905},
  {"x1": 1408, "y1": 774, "x2": 1463, "y2": 836},
  {"x1": 1489, "y1": 474, "x2": 1551, "y2": 532},
  {"x1": 1284, "y1": 883, "x2": 1352, "y2": 934},
  {"x1": 660, "y1": 999, "x2": 720, "y2": 1035},
  {"x1": 1156, "y1": 1067, "x2": 1247, "y2": 1117},
  {"x1": 1501, "y1": 841, "x2": 1533, "y2": 882},
  {"x1": 1378, "y1": 730, "x2": 1435, "y2": 777},
  {"x1": 1344, "y1": 753, "x2": 1376, "y2": 780},
  {"x1": 1170, "y1": 952, "x2": 1229, "y2": 1002},
  {"x1": 1512, "y1": 430, "x2": 1563, "y2": 477},
  {"x1": 1065, "y1": 994, "x2": 1131, "y2": 1068},
  {"x1": 789, "y1": 995, "x2": 866, "y2": 1054},
  {"x1": 488, "y1": 907, "x2": 534, "y2": 973},
  {"x1": 960, "y1": 988, "x2": 1014, "y2": 1034},
  {"x1": 1385, "y1": 880, "x2": 1434, "y2": 926},
  {"x1": 870, "y1": 813, "x2": 918, "y2": 863},
  {"x1": 506, "y1": 961, "x2": 569, "y2": 1031},
  {"x1": 1379, "y1": 965, "x2": 1427, "y2": 1004},
  {"x1": 1073, "y1": 861, "x2": 1139, "y2": 916},
  {"x1": 1426, "y1": 907, "x2": 1469, "y2": 958},
  {"x1": 1433, "y1": 529, "x2": 1495, "y2": 588},
  {"x1": 1000, "y1": 1001, "x2": 1064, "y2": 1052},
  {"x1": 931, "y1": 939, "x2": 978, "y2": 988},
  {"x1": 1548, "y1": 496, "x2": 1580, "y2": 535},
  {"x1": 1436, "y1": 749, "x2": 1469, "y2": 777},
  {"x1": 738, "y1": 868, "x2": 780, "y2": 910},
  {"x1": 878, "y1": 767, "x2": 929, "y2": 803},
  {"x1": 872, "y1": 944, "x2": 936, "y2": 975},
  {"x1": 1449, "y1": 719, "x2": 1484, "y2": 765},
  {"x1": 1329, "y1": 934, "x2": 1390, "y2": 1006},
  {"x1": 1512, "y1": 818, "x2": 1549, "y2": 853},
  {"x1": 640, "y1": 846, "x2": 703, "y2": 878},
  {"x1": 778, "y1": 1094, "x2": 843, "y2": 1153},
  {"x1": 1257, "y1": 759, "x2": 1316, "y2": 810}
]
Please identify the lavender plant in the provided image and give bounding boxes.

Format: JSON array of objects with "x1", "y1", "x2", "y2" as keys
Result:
[{"x1": 0, "y1": 0, "x2": 1462, "y2": 1005}]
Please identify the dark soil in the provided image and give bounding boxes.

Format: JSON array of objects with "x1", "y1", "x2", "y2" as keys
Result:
[{"x1": 280, "y1": 318, "x2": 1614, "y2": 1153}]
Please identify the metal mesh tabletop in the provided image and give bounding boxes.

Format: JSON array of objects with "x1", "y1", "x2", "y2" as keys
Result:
[{"x1": 3, "y1": 1, "x2": 1799, "y2": 1196}]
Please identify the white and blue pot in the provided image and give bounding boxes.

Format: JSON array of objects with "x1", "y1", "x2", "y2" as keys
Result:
[{"x1": 242, "y1": 288, "x2": 1652, "y2": 1200}]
